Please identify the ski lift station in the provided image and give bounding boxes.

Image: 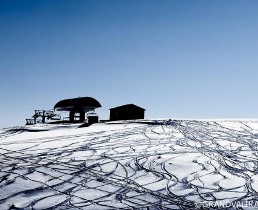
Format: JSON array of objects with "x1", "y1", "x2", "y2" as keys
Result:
[
  {"x1": 26, "y1": 96, "x2": 145, "y2": 126},
  {"x1": 26, "y1": 97, "x2": 101, "y2": 125},
  {"x1": 54, "y1": 97, "x2": 101, "y2": 123}
]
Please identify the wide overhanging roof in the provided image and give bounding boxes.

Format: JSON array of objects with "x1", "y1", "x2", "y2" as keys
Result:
[{"x1": 54, "y1": 97, "x2": 101, "y2": 111}]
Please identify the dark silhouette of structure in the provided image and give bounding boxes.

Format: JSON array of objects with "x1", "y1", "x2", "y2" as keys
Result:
[
  {"x1": 54, "y1": 97, "x2": 101, "y2": 123},
  {"x1": 87, "y1": 112, "x2": 99, "y2": 125},
  {"x1": 26, "y1": 110, "x2": 61, "y2": 125},
  {"x1": 79, "y1": 111, "x2": 100, "y2": 128},
  {"x1": 109, "y1": 104, "x2": 145, "y2": 121},
  {"x1": 26, "y1": 97, "x2": 147, "y2": 126}
]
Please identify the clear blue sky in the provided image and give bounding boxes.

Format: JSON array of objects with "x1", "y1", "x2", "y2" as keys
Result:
[{"x1": 1, "y1": 0, "x2": 258, "y2": 127}]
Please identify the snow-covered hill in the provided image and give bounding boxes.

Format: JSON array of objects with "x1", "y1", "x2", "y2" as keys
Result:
[{"x1": 1, "y1": 120, "x2": 258, "y2": 209}]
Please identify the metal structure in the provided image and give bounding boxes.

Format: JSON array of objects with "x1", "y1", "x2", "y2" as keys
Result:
[
  {"x1": 26, "y1": 110, "x2": 61, "y2": 125},
  {"x1": 54, "y1": 97, "x2": 101, "y2": 123}
]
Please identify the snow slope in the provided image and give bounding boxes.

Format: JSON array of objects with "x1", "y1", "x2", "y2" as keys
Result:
[{"x1": 1, "y1": 120, "x2": 258, "y2": 209}]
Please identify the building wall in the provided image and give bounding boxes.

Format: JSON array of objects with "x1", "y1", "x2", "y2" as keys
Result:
[{"x1": 110, "y1": 108, "x2": 144, "y2": 121}]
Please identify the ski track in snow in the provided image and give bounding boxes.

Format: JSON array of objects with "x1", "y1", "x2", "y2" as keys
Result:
[{"x1": 1, "y1": 120, "x2": 258, "y2": 209}]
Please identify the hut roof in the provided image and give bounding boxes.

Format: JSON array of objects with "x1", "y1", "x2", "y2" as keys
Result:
[
  {"x1": 54, "y1": 97, "x2": 101, "y2": 111},
  {"x1": 110, "y1": 104, "x2": 145, "y2": 111}
]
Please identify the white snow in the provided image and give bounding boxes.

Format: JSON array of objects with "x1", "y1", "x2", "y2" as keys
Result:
[{"x1": 1, "y1": 120, "x2": 258, "y2": 209}]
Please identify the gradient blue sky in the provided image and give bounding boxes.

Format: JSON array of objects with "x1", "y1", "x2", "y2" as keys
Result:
[{"x1": 1, "y1": 0, "x2": 258, "y2": 127}]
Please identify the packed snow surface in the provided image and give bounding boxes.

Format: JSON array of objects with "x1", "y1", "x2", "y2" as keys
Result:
[{"x1": 1, "y1": 120, "x2": 258, "y2": 209}]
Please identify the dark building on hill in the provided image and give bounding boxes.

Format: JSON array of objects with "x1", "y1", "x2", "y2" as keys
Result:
[
  {"x1": 54, "y1": 97, "x2": 101, "y2": 123},
  {"x1": 109, "y1": 104, "x2": 145, "y2": 121}
]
